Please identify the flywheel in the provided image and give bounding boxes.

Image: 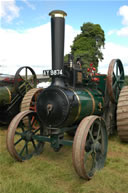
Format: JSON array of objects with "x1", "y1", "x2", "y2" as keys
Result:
[{"x1": 117, "y1": 86, "x2": 128, "y2": 142}]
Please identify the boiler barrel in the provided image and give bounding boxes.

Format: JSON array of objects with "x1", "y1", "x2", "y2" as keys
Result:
[
  {"x1": 73, "y1": 88, "x2": 104, "y2": 122},
  {"x1": 37, "y1": 86, "x2": 104, "y2": 128},
  {"x1": 0, "y1": 86, "x2": 12, "y2": 106}
]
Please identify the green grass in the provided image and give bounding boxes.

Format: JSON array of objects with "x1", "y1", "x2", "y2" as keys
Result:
[{"x1": 0, "y1": 128, "x2": 128, "y2": 193}]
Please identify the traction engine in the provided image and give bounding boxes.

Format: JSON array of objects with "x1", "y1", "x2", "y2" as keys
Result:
[
  {"x1": 0, "y1": 66, "x2": 39, "y2": 124},
  {"x1": 7, "y1": 10, "x2": 126, "y2": 180}
]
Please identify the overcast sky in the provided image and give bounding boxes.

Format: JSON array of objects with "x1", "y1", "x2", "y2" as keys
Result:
[{"x1": 0, "y1": 0, "x2": 128, "y2": 75}]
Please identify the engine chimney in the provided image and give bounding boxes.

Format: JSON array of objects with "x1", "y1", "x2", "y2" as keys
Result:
[{"x1": 49, "y1": 10, "x2": 67, "y2": 87}]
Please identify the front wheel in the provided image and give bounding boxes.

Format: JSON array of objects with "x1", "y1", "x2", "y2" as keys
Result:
[
  {"x1": 72, "y1": 115, "x2": 108, "y2": 180},
  {"x1": 7, "y1": 110, "x2": 44, "y2": 161}
]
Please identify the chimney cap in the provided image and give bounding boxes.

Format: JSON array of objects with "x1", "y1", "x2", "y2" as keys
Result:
[{"x1": 49, "y1": 10, "x2": 67, "y2": 18}]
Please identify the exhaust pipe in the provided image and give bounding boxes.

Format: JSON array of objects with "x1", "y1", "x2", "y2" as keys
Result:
[{"x1": 49, "y1": 10, "x2": 67, "y2": 87}]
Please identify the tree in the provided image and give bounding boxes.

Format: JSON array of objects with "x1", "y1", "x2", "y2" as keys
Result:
[{"x1": 69, "y1": 22, "x2": 105, "y2": 69}]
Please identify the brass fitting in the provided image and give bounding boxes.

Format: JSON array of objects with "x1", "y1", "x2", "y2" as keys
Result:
[{"x1": 49, "y1": 10, "x2": 67, "y2": 18}]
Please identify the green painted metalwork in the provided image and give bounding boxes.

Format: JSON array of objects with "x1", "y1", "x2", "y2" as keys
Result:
[
  {"x1": 95, "y1": 74, "x2": 107, "y2": 94},
  {"x1": 0, "y1": 86, "x2": 13, "y2": 106},
  {"x1": 74, "y1": 88, "x2": 104, "y2": 122},
  {"x1": 33, "y1": 135, "x2": 73, "y2": 148}
]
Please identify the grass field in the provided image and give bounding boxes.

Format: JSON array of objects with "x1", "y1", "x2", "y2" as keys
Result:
[{"x1": 0, "y1": 127, "x2": 128, "y2": 193}]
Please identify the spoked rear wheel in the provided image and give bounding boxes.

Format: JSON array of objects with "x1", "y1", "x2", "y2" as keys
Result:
[
  {"x1": 72, "y1": 115, "x2": 108, "y2": 180},
  {"x1": 107, "y1": 59, "x2": 124, "y2": 103},
  {"x1": 7, "y1": 110, "x2": 44, "y2": 161}
]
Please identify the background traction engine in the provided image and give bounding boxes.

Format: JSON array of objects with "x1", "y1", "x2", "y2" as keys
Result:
[
  {"x1": 6, "y1": 10, "x2": 125, "y2": 180},
  {"x1": 0, "y1": 66, "x2": 41, "y2": 124}
]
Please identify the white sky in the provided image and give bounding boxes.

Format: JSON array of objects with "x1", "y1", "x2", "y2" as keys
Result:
[
  {"x1": 0, "y1": 23, "x2": 79, "y2": 74},
  {"x1": 0, "y1": 1, "x2": 128, "y2": 75}
]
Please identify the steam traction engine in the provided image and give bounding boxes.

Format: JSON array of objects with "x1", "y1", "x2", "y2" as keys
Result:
[
  {"x1": 7, "y1": 10, "x2": 126, "y2": 180},
  {"x1": 0, "y1": 66, "x2": 41, "y2": 124}
]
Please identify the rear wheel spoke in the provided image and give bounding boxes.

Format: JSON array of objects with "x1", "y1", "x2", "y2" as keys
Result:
[{"x1": 31, "y1": 116, "x2": 36, "y2": 127}]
